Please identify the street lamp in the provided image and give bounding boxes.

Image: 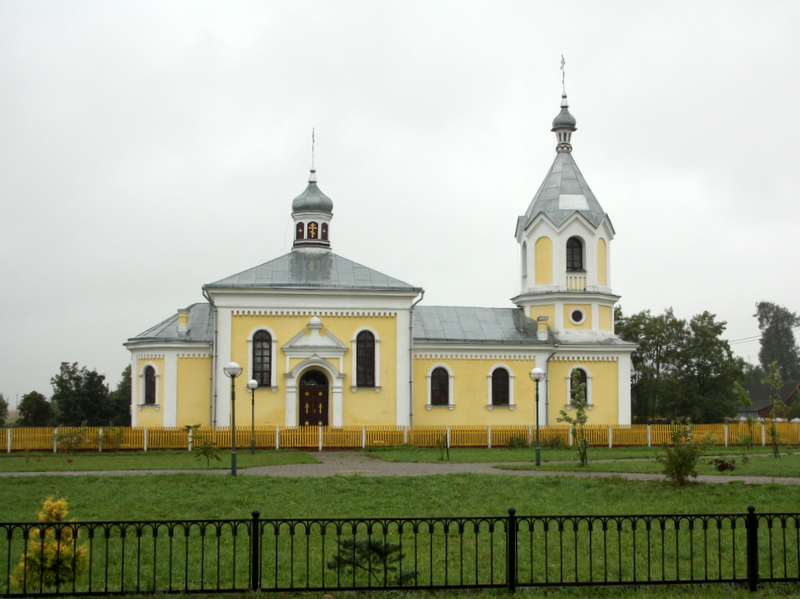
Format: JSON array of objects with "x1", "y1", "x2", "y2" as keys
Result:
[
  {"x1": 223, "y1": 362, "x2": 243, "y2": 476},
  {"x1": 530, "y1": 367, "x2": 546, "y2": 466},
  {"x1": 247, "y1": 379, "x2": 259, "y2": 455}
]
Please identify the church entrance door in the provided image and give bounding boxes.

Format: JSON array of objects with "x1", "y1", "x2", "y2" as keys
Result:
[{"x1": 299, "y1": 369, "x2": 329, "y2": 426}]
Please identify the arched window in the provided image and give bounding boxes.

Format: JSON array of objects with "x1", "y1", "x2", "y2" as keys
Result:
[
  {"x1": 567, "y1": 237, "x2": 583, "y2": 271},
  {"x1": 321, "y1": 222, "x2": 329, "y2": 240},
  {"x1": 570, "y1": 368, "x2": 588, "y2": 406},
  {"x1": 253, "y1": 330, "x2": 272, "y2": 387},
  {"x1": 491, "y1": 368, "x2": 510, "y2": 406},
  {"x1": 356, "y1": 330, "x2": 375, "y2": 387},
  {"x1": 295, "y1": 222, "x2": 304, "y2": 240},
  {"x1": 144, "y1": 366, "x2": 156, "y2": 405},
  {"x1": 431, "y1": 367, "x2": 449, "y2": 406}
]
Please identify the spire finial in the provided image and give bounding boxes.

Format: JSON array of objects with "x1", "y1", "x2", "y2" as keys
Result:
[
  {"x1": 311, "y1": 127, "x2": 315, "y2": 170},
  {"x1": 560, "y1": 55, "x2": 566, "y2": 96}
]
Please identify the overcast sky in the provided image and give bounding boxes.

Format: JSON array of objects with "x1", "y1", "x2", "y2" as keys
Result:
[{"x1": 2, "y1": 1, "x2": 798, "y2": 408}]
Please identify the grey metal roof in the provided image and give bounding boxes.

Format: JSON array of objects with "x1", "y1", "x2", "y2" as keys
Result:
[
  {"x1": 519, "y1": 150, "x2": 608, "y2": 231},
  {"x1": 205, "y1": 250, "x2": 421, "y2": 292},
  {"x1": 413, "y1": 306, "x2": 544, "y2": 344},
  {"x1": 128, "y1": 302, "x2": 213, "y2": 343}
]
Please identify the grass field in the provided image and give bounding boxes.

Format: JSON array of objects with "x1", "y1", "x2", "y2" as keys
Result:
[
  {"x1": 0, "y1": 449, "x2": 318, "y2": 472},
  {"x1": 498, "y1": 453, "x2": 800, "y2": 478},
  {"x1": 1, "y1": 451, "x2": 799, "y2": 598},
  {"x1": 363, "y1": 444, "x2": 795, "y2": 464}
]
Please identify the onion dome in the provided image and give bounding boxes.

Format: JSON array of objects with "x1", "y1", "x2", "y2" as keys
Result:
[
  {"x1": 292, "y1": 169, "x2": 333, "y2": 213},
  {"x1": 552, "y1": 94, "x2": 577, "y2": 130},
  {"x1": 292, "y1": 168, "x2": 333, "y2": 251},
  {"x1": 551, "y1": 94, "x2": 577, "y2": 153}
]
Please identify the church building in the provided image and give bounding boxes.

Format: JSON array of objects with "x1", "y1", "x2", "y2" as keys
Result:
[{"x1": 125, "y1": 93, "x2": 636, "y2": 429}]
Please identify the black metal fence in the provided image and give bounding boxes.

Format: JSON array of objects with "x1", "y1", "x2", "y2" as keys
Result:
[{"x1": 1, "y1": 506, "x2": 798, "y2": 596}]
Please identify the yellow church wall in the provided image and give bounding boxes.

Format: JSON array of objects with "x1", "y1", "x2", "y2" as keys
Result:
[
  {"x1": 599, "y1": 306, "x2": 613, "y2": 331},
  {"x1": 176, "y1": 356, "x2": 211, "y2": 426},
  {"x1": 534, "y1": 237, "x2": 553, "y2": 284},
  {"x1": 597, "y1": 238, "x2": 607, "y2": 286},
  {"x1": 564, "y1": 304, "x2": 592, "y2": 329},
  {"x1": 528, "y1": 305, "x2": 555, "y2": 326},
  {"x1": 230, "y1": 313, "x2": 400, "y2": 426},
  {"x1": 546, "y1": 360, "x2": 619, "y2": 424},
  {"x1": 135, "y1": 357, "x2": 164, "y2": 428},
  {"x1": 412, "y1": 357, "x2": 539, "y2": 426}
]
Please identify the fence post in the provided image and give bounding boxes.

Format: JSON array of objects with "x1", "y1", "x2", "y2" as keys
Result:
[
  {"x1": 608, "y1": 425, "x2": 613, "y2": 448},
  {"x1": 569, "y1": 426, "x2": 573, "y2": 447},
  {"x1": 446, "y1": 425, "x2": 451, "y2": 449},
  {"x1": 762, "y1": 423, "x2": 766, "y2": 446},
  {"x1": 53, "y1": 427, "x2": 58, "y2": 453},
  {"x1": 318, "y1": 426, "x2": 323, "y2": 452},
  {"x1": 7, "y1": 428, "x2": 11, "y2": 453},
  {"x1": 647, "y1": 424, "x2": 651, "y2": 447},
  {"x1": 250, "y1": 510, "x2": 261, "y2": 591},
  {"x1": 488, "y1": 425, "x2": 492, "y2": 449},
  {"x1": 144, "y1": 427, "x2": 148, "y2": 452},
  {"x1": 99, "y1": 427, "x2": 103, "y2": 452},
  {"x1": 276, "y1": 425, "x2": 280, "y2": 450},
  {"x1": 188, "y1": 427, "x2": 193, "y2": 451},
  {"x1": 404, "y1": 426, "x2": 408, "y2": 445},
  {"x1": 528, "y1": 425, "x2": 533, "y2": 447},
  {"x1": 724, "y1": 424, "x2": 728, "y2": 447},
  {"x1": 506, "y1": 508, "x2": 517, "y2": 593},
  {"x1": 746, "y1": 505, "x2": 759, "y2": 592},
  {"x1": 362, "y1": 426, "x2": 366, "y2": 449}
]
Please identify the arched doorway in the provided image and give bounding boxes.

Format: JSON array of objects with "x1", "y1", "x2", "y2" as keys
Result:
[{"x1": 299, "y1": 369, "x2": 329, "y2": 426}]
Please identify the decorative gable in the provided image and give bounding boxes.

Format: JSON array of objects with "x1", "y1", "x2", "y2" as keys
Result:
[{"x1": 282, "y1": 316, "x2": 348, "y2": 359}]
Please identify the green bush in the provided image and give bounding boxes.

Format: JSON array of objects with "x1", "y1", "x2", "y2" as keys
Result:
[
  {"x1": 505, "y1": 434, "x2": 529, "y2": 449},
  {"x1": 12, "y1": 495, "x2": 87, "y2": 591},
  {"x1": 657, "y1": 420, "x2": 708, "y2": 486}
]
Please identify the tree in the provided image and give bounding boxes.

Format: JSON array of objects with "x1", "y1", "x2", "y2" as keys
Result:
[
  {"x1": 50, "y1": 362, "x2": 111, "y2": 426},
  {"x1": 616, "y1": 307, "x2": 685, "y2": 424},
  {"x1": 0, "y1": 393, "x2": 8, "y2": 427},
  {"x1": 557, "y1": 370, "x2": 590, "y2": 466},
  {"x1": 617, "y1": 308, "x2": 747, "y2": 423},
  {"x1": 107, "y1": 366, "x2": 132, "y2": 426},
  {"x1": 17, "y1": 391, "x2": 53, "y2": 426},
  {"x1": 755, "y1": 301, "x2": 800, "y2": 382}
]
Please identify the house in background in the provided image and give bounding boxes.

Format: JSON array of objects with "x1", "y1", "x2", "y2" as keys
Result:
[{"x1": 125, "y1": 93, "x2": 636, "y2": 429}]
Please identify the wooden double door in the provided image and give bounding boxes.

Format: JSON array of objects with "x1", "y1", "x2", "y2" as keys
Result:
[{"x1": 299, "y1": 369, "x2": 329, "y2": 426}]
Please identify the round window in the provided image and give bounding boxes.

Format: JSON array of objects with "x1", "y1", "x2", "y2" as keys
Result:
[{"x1": 570, "y1": 309, "x2": 585, "y2": 325}]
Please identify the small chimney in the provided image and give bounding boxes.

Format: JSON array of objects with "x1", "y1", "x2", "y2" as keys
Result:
[
  {"x1": 177, "y1": 308, "x2": 190, "y2": 335},
  {"x1": 537, "y1": 316, "x2": 549, "y2": 341}
]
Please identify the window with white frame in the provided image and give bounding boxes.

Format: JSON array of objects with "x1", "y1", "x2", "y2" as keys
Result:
[
  {"x1": 139, "y1": 364, "x2": 158, "y2": 406},
  {"x1": 248, "y1": 327, "x2": 277, "y2": 390},
  {"x1": 488, "y1": 365, "x2": 515, "y2": 409},
  {"x1": 568, "y1": 367, "x2": 591, "y2": 408},
  {"x1": 427, "y1": 365, "x2": 454, "y2": 409},
  {"x1": 351, "y1": 328, "x2": 381, "y2": 391}
]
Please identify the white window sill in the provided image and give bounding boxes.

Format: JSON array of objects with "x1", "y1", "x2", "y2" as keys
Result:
[{"x1": 426, "y1": 404, "x2": 455, "y2": 411}]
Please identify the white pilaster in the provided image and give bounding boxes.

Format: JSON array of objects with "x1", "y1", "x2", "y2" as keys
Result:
[{"x1": 163, "y1": 352, "x2": 178, "y2": 427}]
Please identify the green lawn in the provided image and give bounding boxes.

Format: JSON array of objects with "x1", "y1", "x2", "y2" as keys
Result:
[
  {"x1": 499, "y1": 452, "x2": 800, "y2": 478},
  {"x1": 363, "y1": 444, "x2": 790, "y2": 463},
  {"x1": 0, "y1": 449, "x2": 318, "y2": 472},
  {"x1": 2, "y1": 471, "x2": 798, "y2": 523}
]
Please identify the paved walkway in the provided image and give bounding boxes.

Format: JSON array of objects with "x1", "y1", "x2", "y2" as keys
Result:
[{"x1": 2, "y1": 451, "x2": 799, "y2": 485}]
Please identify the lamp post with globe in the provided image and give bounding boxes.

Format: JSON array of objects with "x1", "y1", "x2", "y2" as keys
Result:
[
  {"x1": 223, "y1": 362, "x2": 243, "y2": 476},
  {"x1": 530, "y1": 367, "x2": 546, "y2": 466}
]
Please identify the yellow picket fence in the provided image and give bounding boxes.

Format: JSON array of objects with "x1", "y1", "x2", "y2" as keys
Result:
[{"x1": 2, "y1": 422, "x2": 799, "y2": 452}]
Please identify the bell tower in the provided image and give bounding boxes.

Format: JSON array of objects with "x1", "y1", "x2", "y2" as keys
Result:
[{"x1": 513, "y1": 93, "x2": 619, "y2": 337}]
